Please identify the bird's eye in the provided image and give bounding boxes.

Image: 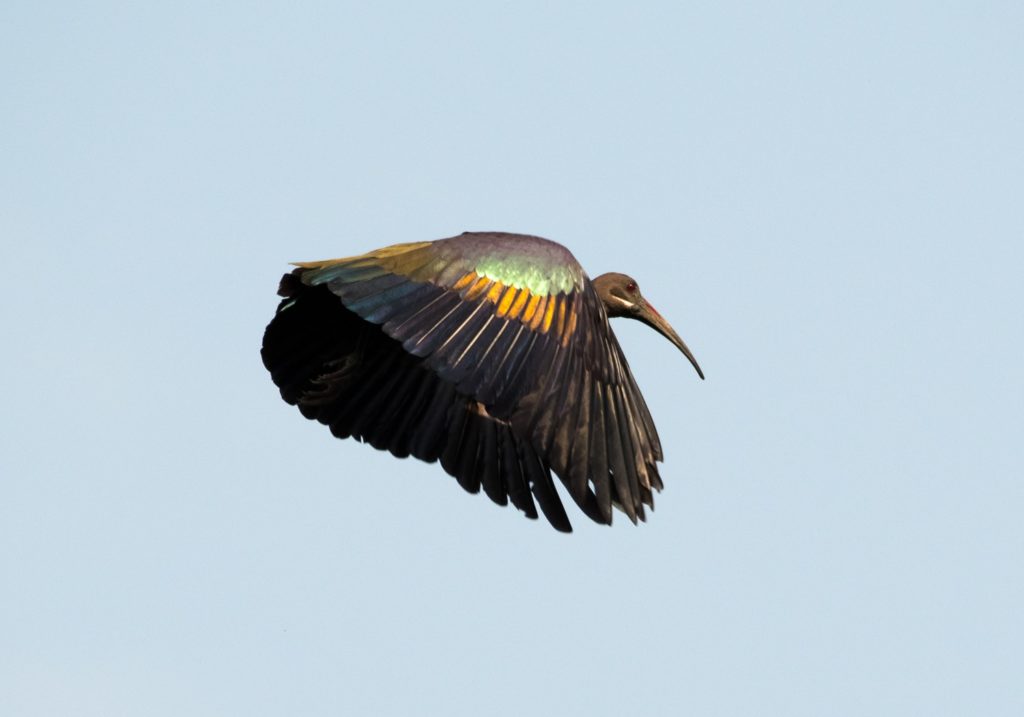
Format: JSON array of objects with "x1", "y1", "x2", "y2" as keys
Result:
[{"x1": 625, "y1": 282, "x2": 637, "y2": 293}]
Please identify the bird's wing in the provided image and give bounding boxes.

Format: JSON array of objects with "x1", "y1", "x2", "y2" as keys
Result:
[
  {"x1": 262, "y1": 274, "x2": 574, "y2": 530},
  {"x1": 298, "y1": 233, "x2": 665, "y2": 524}
]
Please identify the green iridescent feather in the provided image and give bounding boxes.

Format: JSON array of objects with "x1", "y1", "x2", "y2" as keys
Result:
[{"x1": 300, "y1": 232, "x2": 584, "y2": 297}]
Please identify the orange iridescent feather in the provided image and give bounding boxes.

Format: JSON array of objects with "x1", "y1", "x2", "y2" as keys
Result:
[
  {"x1": 465, "y1": 276, "x2": 492, "y2": 301},
  {"x1": 508, "y1": 289, "x2": 530, "y2": 319},
  {"x1": 486, "y1": 281, "x2": 505, "y2": 303},
  {"x1": 541, "y1": 295, "x2": 557, "y2": 334},
  {"x1": 496, "y1": 286, "x2": 518, "y2": 317},
  {"x1": 529, "y1": 296, "x2": 547, "y2": 330},
  {"x1": 452, "y1": 271, "x2": 477, "y2": 291}
]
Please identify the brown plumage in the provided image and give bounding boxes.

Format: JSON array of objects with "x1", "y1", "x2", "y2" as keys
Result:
[{"x1": 262, "y1": 232, "x2": 702, "y2": 531}]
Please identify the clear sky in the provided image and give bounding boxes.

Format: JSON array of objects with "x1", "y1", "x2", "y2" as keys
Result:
[{"x1": 3, "y1": 2, "x2": 1022, "y2": 715}]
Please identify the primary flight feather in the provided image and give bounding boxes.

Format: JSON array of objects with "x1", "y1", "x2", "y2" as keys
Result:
[{"x1": 261, "y1": 231, "x2": 702, "y2": 531}]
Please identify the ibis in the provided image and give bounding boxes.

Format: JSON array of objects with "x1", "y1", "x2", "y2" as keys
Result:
[{"x1": 262, "y1": 232, "x2": 702, "y2": 531}]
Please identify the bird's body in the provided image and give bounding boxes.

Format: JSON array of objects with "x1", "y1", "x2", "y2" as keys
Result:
[{"x1": 262, "y1": 232, "x2": 702, "y2": 531}]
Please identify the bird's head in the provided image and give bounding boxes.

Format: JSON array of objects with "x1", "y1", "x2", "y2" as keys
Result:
[{"x1": 593, "y1": 272, "x2": 704, "y2": 380}]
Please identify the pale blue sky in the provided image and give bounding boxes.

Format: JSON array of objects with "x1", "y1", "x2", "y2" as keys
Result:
[{"x1": 3, "y1": 2, "x2": 1022, "y2": 715}]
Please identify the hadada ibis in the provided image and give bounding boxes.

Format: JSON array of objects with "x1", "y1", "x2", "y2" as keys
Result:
[{"x1": 262, "y1": 232, "x2": 703, "y2": 531}]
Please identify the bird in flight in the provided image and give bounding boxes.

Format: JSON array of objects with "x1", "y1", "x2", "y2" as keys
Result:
[{"x1": 262, "y1": 232, "x2": 703, "y2": 531}]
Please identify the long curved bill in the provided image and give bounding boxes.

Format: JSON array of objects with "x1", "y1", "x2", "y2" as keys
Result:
[{"x1": 637, "y1": 301, "x2": 705, "y2": 380}]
